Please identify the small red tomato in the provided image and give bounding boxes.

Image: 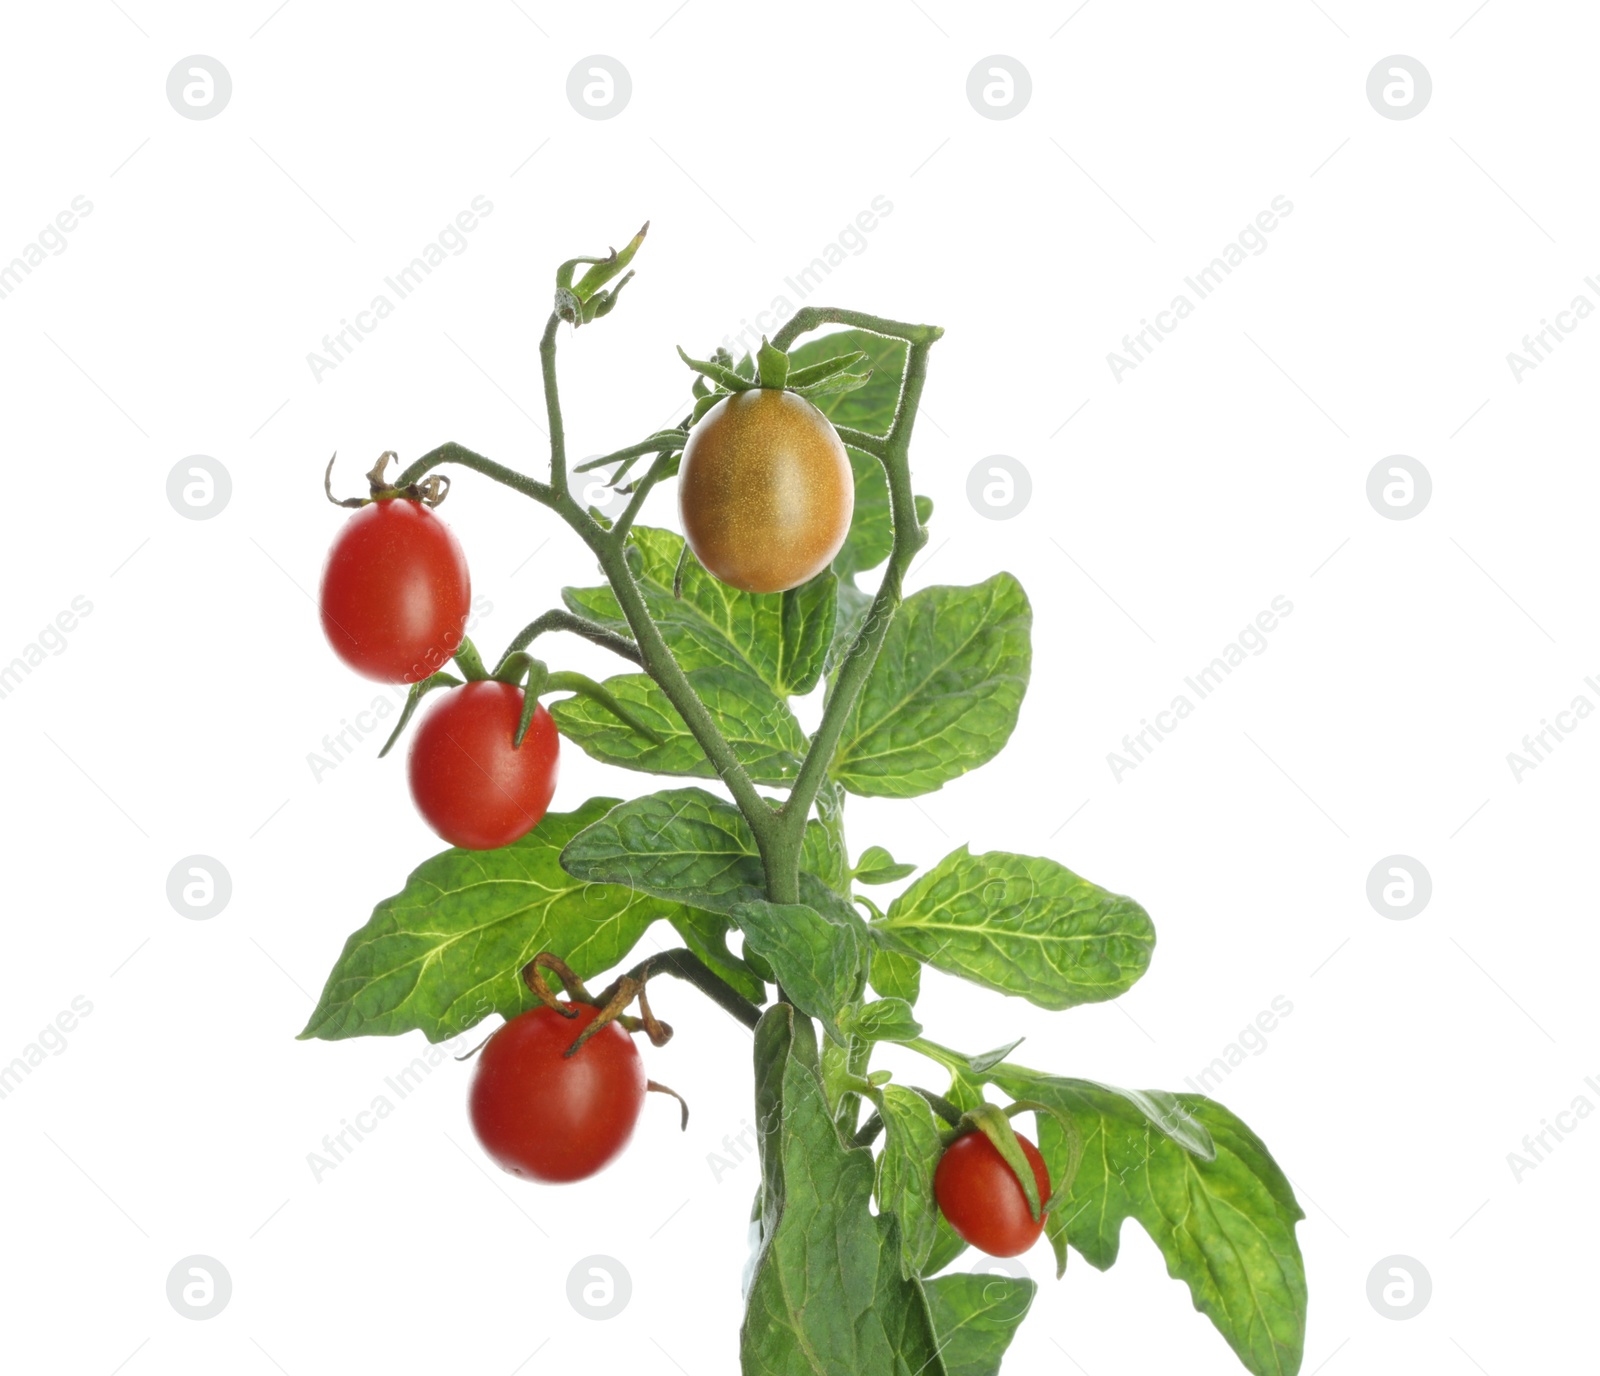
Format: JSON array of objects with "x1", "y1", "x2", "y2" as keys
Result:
[
  {"x1": 407, "y1": 681, "x2": 559, "y2": 850},
  {"x1": 933, "y1": 1129, "x2": 1053, "y2": 1258},
  {"x1": 469, "y1": 1003, "x2": 647, "y2": 1182},
  {"x1": 320, "y1": 497, "x2": 472, "y2": 683}
]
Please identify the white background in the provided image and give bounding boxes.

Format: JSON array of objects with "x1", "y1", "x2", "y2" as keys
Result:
[{"x1": 0, "y1": 2, "x2": 1593, "y2": 1373}]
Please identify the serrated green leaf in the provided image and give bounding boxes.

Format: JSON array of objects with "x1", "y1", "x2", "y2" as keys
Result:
[
  {"x1": 549, "y1": 668, "x2": 806, "y2": 783},
  {"x1": 300, "y1": 799, "x2": 668, "y2": 1043},
  {"x1": 924, "y1": 1272, "x2": 1036, "y2": 1376},
  {"x1": 563, "y1": 525, "x2": 834, "y2": 699},
  {"x1": 729, "y1": 898, "x2": 866, "y2": 1045},
  {"x1": 785, "y1": 349, "x2": 868, "y2": 389},
  {"x1": 832, "y1": 575, "x2": 1031, "y2": 798},
  {"x1": 875, "y1": 1084, "x2": 944, "y2": 1278},
  {"x1": 852, "y1": 844, "x2": 917, "y2": 885},
  {"x1": 867, "y1": 929, "x2": 922, "y2": 1005},
  {"x1": 741, "y1": 1006, "x2": 947, "y2": 1376},
  {"x1": 847, "y1": 998, "x2": 923, "y2": 1043},
  {"x1": 877, "y1": 846, "x2": 1154, "y2": 1011},
  {"x1": 991, "y1": 1070, "x2": 1303, "y2": 1376},
  {"x1": 560, "y1": 786, "x2": 842, "y2": 918}
]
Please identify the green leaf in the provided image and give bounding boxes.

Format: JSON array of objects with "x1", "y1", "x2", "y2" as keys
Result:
[
  {"x1": 549, "y1": 668, "x2": 806, "y2": 783},
  {"x1": 756, "y1": 336, "x2": 790, "y2": 389},
  {"x1": 834, "y1": 448, "x2": 894, "y2": 581},
  {"x1": 991, "y1": 1070, "x2": 1303, "y2": 1376},
  {"x1": 866, "y1": 930, "x2": 922, "y2": 1004},
  {"x1": 852, "y1": 844, "x2": 917, "y2": 885},
  {"x1": 560, "y1": 787, "x2": 839, "y2": 918},
  {"x1": 563, "y1": 525, "x2": 835, "y2": 698},
  {"x1": 728, "y1": 898, "x2": 867, "y2": 1045},
  {"x1": 875, "y1": 1084, "x2": 944, "y2": 1278},
  {"x1": 832, "y1": 575, "x2": 1031, "y2": 799},
  {"x1": 921, "y1": 1214, "x2": 970, "y2": 1277},
  {"x1": 877, "y1": 846, "x2": 1154, "y2": 1011},
  {"x1": 779, "y1": 571, "x2": 837, "y2": 697},
  {"x1": 828, "y1": 579, "x2": 875, "y2": 673},
  {"x1": 924, "y1": 1273, "x2": 1036, "y2": 1376},
  {"x1": 668, "y1": 906, "x2": 767, "y2": 1004},
  {"x1": 741, "y1": 1006, "x2": 947, "y2": 1376},
  {"x1": 846, "y1": 998, "x2": 923, "y2": 1043},
  {"x1": 678, "y1": 344, "x2": 755, "y2": 392},
  {"x1": 300, "y1": 799, "x2": 668, "y2": 1043}
]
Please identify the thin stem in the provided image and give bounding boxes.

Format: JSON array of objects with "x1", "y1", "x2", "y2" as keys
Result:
[
  {"x1": 495, "y1": 610, "x2": 643, "y2": 671},
  {"x1": 392, "y1": 442, "x2": 551, "y2": 503},
  {"x1": 540, "y1": 312, "x2": 568, "y2": 493},
  {"x1": 834, "y1": 426, "x2": 887, "y2": 458},
  {"x1": 597, "y1": 948, "x2": 765, "y2": 1030},
  {"x1": 770, "y1": 305, "x2": 943, "y2": 352}
]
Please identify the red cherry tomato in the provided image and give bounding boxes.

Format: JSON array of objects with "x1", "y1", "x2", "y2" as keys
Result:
[
  {"x1": 469, "y1": 1002, "x2": 646, "y2": 1182},
  {"x1": 407, "y1": 681, "x2": 559, "y2": 850},
  {"x1": 320, "y1": 497, "x2": 471, "y2": 684},
  {"x1": 933, "y1": 1128, "x2": 1053, "y2": 1258}
]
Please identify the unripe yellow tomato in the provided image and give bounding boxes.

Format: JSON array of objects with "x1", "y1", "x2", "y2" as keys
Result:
[{"x1": 678, "y1": 389, "x2": 855, "y2": 594}]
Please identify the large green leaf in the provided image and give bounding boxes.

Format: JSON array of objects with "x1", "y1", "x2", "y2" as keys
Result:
[
  {"x1": 549, "y1": 668, "x2": 806, "y2": 783},
  {"x1": 876, "y1": 847, "x2": 1155, "y2": 1011},
  {"x1": 867, "y1": 928, "x2": 922, "y2": 1005},
  {"x1": 832, "y1": 574, "x2": 1031, "y2": 798},
  {"x1": 924, "y1": 1273, "x2": 1036, "y2": 1376},
  {"x1": 874, "y1": 1084, "x2": 944, "y2": 1279},
  {"x1": 728, "y1": 898, "x2": 866, "y2": 1044},
  {"x1": 991, "y1": 1068, "x2": 1305, "y2": 1376},
  {"x1": 741, "y1": 1005, "x2": 947, "y2": 1376},
  {"x1": 559, "y1": 787, "x2": 845, "y2": 916},
  {"x1": 299, "y1": 799, "x2": 667, "y2": 1043},
  {"x1": 563, "y1": 525, "x2": 836, "y2": 699}
]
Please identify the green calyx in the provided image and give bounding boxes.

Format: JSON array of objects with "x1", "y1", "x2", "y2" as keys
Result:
[{"x1": 676, "y1": 336, "x2": 875, "y2": 424}]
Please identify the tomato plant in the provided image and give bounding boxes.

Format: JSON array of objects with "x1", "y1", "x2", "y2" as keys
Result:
[{"x1": 300, "y1": 224, "x2": 1308, "y2": 1376}]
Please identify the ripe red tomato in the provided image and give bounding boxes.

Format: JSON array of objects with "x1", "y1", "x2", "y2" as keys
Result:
[
  {"x1": 408, "y1": 681, "x2": 559, "y2": 850},
  {"x1": 678, "y1": 389, "x2": 855, "y2": 594},
  {"x1": 469, "y1": 1002, "x2": 647, "y2": 1182},
  {"x1": 320, "y1": 497, "x2": 471, "y2": 683},
  {"x1": 933, "y1": 1128, "x2": 1053, "y2": 1258}
]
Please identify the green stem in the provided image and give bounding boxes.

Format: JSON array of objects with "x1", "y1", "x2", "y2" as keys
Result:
[
  {"x1": 599, "y1": 948, "x2": 765, "y2": 1030},
  {"x1": 392, "y1": 442, "x2": 551, "y2": 502},
  {"x1": 495, "y1": 610, "x2": 643, "y2": 671},
  {"x1": 611, "y1": 448, "x2": 679, "y2": 542},
  {"x1": 540, "y1": 312, "x2": 568, "y2": 494}
]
